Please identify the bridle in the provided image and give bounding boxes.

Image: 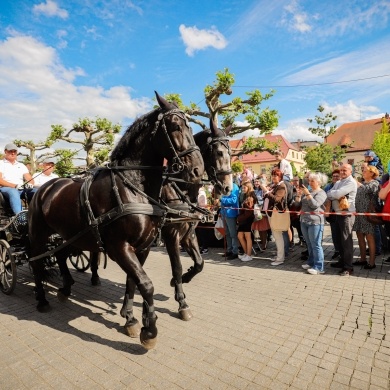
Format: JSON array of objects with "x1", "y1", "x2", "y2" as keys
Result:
[
  {"x1": 152, "y1": 108, "x2": 200, "y2": 174},
  {"x1": 203, "y1": 133, "x2": 232, "y2": 190}
]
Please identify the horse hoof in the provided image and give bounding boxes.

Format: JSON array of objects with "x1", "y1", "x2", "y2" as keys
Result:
[
  {"x1": 140, "y1": 333, "x2": 157, "y2": 350},
  {"x1": 57, "y1": 290, "x2": 69, "y2": 303},
  {"x1": 91, "y1": 277, "x2": 101, "y2": 286},
  {"x1": 124, "y1": 321, "x2": 141, "y2": 338},
  {"x1": 179, "y1": 308, "x2": 193, "y2": 321},
  {"x1": 37, "y1": 302, "x2": 51, "y2": 313}
]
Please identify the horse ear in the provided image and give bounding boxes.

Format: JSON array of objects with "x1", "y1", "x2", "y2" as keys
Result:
[
  {"x1": 224, "y1": 124, "x2": 233, "y2": 136},
  {"x1": 155, "y1": 91, "x2": 175, "y2": 111},
  {"x1": 209, "y1": 117, "x2": 218, "y2": 136}
]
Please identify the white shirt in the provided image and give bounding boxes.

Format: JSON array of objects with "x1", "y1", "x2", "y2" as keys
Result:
[
  {"x1": 32, "y1": 171, "x2": 59, "y2": 186},
  {"x1": 0, "y1": 159, "x2": 29, "y2": 186},
  {"x1": 279, "y1": 159, "x2": 293, "y2": 178}
]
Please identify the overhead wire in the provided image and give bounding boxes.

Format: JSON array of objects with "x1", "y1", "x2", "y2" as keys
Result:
[{"x1": 194, "y1": 73, "x2": 390, "y2": 105}]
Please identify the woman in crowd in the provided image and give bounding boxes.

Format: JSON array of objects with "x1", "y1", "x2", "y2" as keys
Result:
[
  {"x1": 252, "y1": 177, "x2": 270, "y2": 250},
  {"x1": 379, "y1": 163, "x2": 390, "y2": 274},
  {"x1": 262, "y1": 168, "x2": 287, "y2": 266},
  {"x1": 299, "y1": 172, "x2": 328, "y2": 275},
  {"x1": 324, "y1": 169, "x2": 341, "y2": 260},
  {"x1": 352, "y1": 165, "x2": 380, "y2": 269},
  {"x1": 237, "y1": 180, "x2": 257, "y2": 262}
]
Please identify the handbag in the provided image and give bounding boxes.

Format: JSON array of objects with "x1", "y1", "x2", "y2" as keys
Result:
[
  {"x1": 339, "y1": 196, "x2": 350, "y2": 210},
  {"x1": 214, "y1": 215, "x2": 225, "y2": 240},
  {"x1": 269, "y1": 208, "x2": 290, "y2": 231},
  {"x1": 366, "y1": 197, "x2": 384, "y2": 225},
  {"x1": 254, "y1": 203, "x2": 263, "y2": 221}
]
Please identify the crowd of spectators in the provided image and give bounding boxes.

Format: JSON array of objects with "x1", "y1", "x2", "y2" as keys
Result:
[{"x1": 208, "y1": 149, "x2": 390, "y2": 276}]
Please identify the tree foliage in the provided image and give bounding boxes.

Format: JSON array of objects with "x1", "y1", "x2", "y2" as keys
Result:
[
  {"x1": 13, "y1": 139, "x2": 55, "y2": 174},
  {"x1": 307, "y1": 105, "x2": 338, "y2": 139},
  {"x1": 164, "y1": 68, "x2": 280, "y2": 156},
  {"x1": 304, "y1": 105, "x2": 344, "y2": 177},
  {"x1": 372, "y1": 117, "x2": 390, "y2": 172},
  {"x1": 304, "y1": 144, "x2": 346, "y2": 176},
  {"x1": 48, "y1": 117, "x2": 121, "y2": 168},
  {"x1": 231, "y1": 160, "x2": 244, "y2": 174}
]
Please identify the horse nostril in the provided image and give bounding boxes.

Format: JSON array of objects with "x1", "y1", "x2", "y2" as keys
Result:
[
  {"x1": 224, "y1": 186, "x2": 230, "y2": 194},
  {"x1": 193, "y1": 167, "x2": 200, "y2": 177}
]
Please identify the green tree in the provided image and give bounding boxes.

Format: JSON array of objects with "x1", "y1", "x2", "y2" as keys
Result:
[
  {"x1": 372, "y1": 117, "x2": 390, "y2": 172},
  {"x1": 307, "y1": 105, "x2": 338, "y2": 140},
  {"x1": 231, "y1": 160, "x2": 244, "y2": 174},
  {"x1": 48, "y1": 117, "x2": 121, "y2": 168},
  {"x1": 13, "y1": 139, "x2": 55, "y2": 174},
  {"x1": 304, "y1": 144, "x2": 345, "y2": 176},
  {"x1": 164, "y1": 68, "x2": 280, "y2": 156},
  {"x1": 304, "y1": 105, "x2": 344, "y2": 176}
]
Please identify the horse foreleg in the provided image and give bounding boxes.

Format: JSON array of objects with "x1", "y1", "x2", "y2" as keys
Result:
[
  {"x1": 57, "y1": 252, "x2": 74, "y2": 302},
  {"x1": 90, "y1": 252, "x2": 101, "y2": 286},
  {"x1": 120, "y1": 277, "x2": 141, "y2": 338},
  {"x1": 111, "y1": 246, "x2": 157, "y2": 349},
  {"x1": 181, "y1": 225, "x2": 204, "y2": 284},
  {"x1": 164, "y1": 228, "x2": 193, "y2": 321}
]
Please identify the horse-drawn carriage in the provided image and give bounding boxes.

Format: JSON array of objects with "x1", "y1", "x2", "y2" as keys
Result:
[
  {"x1": 0, "y1": 192, "x2": 105, "y2": 295},
  {"x1": 0, "y1": 93, "x2": 232, "y2": 349}
]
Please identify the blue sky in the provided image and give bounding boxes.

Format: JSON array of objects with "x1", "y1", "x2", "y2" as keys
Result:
[{"x1": 1, "y1": 0, "x2": 390, "y2": 155}]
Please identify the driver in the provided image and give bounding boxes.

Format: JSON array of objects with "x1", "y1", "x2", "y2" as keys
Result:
[{"x1": 0, "y1": 143, "x2": 36, "y2": 215}]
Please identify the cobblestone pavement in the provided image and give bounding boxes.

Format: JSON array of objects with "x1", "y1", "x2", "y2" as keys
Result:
[{"x1": 0, "y1": 225, "x2": 390, "y2": 389}]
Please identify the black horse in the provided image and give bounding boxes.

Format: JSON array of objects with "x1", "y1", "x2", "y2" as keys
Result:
[
  {"x1": 114, "y1": 118, "x2": 232, "y2": 337},
  {"x1": 27, "y1": 92, "x2": 204, "y2": 349}
]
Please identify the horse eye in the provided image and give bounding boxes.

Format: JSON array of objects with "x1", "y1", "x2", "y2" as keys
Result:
[{"x1": 217, "y1": 150, "x2": 223, "y2": 157}]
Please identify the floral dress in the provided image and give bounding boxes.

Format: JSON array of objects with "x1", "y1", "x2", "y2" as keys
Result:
[{"x1": 353, "y1": 180, "x2": 379, "y2": 235}]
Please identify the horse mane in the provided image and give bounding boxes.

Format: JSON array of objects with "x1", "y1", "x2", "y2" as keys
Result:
[{"x1": 110, "y1": 108, "x2": 160, "y2": 164}]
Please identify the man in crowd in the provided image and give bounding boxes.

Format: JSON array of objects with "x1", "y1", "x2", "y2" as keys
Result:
[
  {"x1": 275, "y1": 150, "x2": 293, "y2": 182},
  {"x1": 364, "y1": 150, "x2": 383, "y2": 177},
  {"x1": 217, "y1": 182, "x2": 240, "y2": 260},
  {"x1": 327, "y1": 163, "x2": 357, "y2": 276},
  {"x1": 0, "y1": 143, "x2": 36, "y2": 215}
]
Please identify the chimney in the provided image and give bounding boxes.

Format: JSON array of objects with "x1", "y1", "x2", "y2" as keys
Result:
[{"x1": 242, "y1": 136, "x2": 247, "y2": 143}]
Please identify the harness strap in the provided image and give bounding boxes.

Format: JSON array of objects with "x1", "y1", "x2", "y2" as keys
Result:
[{"x1": 29, "y1": 203, "x2": 167, "y2": 262}]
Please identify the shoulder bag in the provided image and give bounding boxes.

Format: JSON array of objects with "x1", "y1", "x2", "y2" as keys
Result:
[{"x1": 269, "y1": 208, "x2": 290, "y2": 231}]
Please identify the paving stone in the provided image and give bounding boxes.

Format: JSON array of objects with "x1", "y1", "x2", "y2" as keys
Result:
[{"x1": 0, "y1": 226, "x2": 389, "y2": 389}]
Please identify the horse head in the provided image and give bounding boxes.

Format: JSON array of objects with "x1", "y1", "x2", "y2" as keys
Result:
[
  {"x1": 153, "y1": 92, "x2": 204, "y2": 184},
  {"x1": 196, "y1": 118, "x2": 233, "y2": 197}
]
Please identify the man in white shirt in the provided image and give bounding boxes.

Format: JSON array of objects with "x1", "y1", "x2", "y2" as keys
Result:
[
  {"x1": 327, "y1": 163, "x2": 357, "y2": 276},
  {"x1": 0, "y1": 143, "x2": 35, "y2": 215},
  {"x1": 33, "y1": 159, "x2": 59, "y2": 187},
  {"x1": 275, "y1": 151, "x2": 293, "y2": 182}
]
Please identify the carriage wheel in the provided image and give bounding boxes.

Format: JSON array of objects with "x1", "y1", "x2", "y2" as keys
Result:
[
  {"x1": 68, "y1": 251, "x2": 90, "y2": 272},
  {"x1": 0, "y1": 239, "x2": 17, "y2": 295}
]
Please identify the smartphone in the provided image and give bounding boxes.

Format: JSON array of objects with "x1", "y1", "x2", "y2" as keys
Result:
[{"x1": 298, "y1": 178, "x2": 304, "y2": 187}]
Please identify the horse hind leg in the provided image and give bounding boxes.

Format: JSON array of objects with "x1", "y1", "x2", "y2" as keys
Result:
[
  {"x1": 30, "y1": 258, "x2": 51, "y2": 312},
  {"x1": 90, "y1": 252, "x2": 101, "y2": 286},
  {"x1": 56, "y1": 250, "x2": 75, "y2": 302},
  {"x1": 181, "y1": 228, "x2": 204, "y2": 284},
  {"x1": 164, "y1": 230, "x2": 193, "y2": 321}
]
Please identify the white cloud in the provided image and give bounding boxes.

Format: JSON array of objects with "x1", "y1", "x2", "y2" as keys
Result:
[
  {"x1": 282, "y1": 0, "x2": 312, "y2": 33},
  {"x1": 179, "y1": 24, "x2": 227, "y2": 56},
  {"x1": 0, "y1": 35, "x2": 151, "y2": 148},
  {"x1": 33, "y1": 0, "x2": 69, "y2": 19}
]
